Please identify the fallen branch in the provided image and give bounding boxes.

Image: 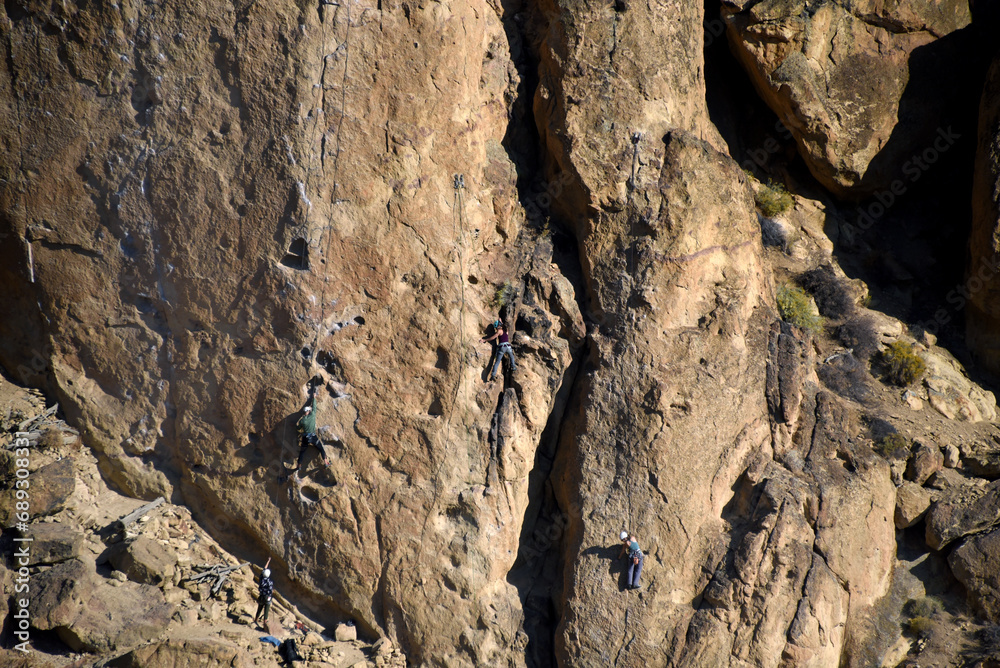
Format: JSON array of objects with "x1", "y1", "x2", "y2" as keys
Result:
[
  {"x1": 272, "y1": 588, "x2": 324, "y2": 634},
  {"x1": 17, "y1": 404, "x2": 58, "y2": 432},
  {"x1": 116, "y1": 497, "x2": 165, "y2": 532},
  {"x1": 187, "y1": 561, "x2": 250, "y2": 597}
]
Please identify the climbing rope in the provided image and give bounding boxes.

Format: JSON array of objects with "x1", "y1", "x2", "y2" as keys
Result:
[
  {"x1": 414, "y1": 174, "x2": 476, "y2": 561},
  {"x1": 612, "y1": 131, "x2": 650, "y2": 658},
  {"x1": 311, "y1": 0, "x2": 353, "y2": 353},
  {"x1": 282, "y1": 0, "x2": 350, "y2": 476},
  {"x1": 619, "y1": 131, "x2": 642, "y2": 531},
  {"x1": 453, "y1": 173, "x2": 468, "y2": 394}
]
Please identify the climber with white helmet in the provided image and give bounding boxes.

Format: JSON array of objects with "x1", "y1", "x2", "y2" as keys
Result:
[
  {"x1": 293, "y1": 382, "x2": 330, "y2": 477},
  {"x1": 619, "y1": 531, "x2": 643, "y2": 590},
  {"x1": 481, "y1": 317, "x2": 517, "y2": 381},
  {"x1": 254, "y1": 557, "x2": 274, "y2": 626}
]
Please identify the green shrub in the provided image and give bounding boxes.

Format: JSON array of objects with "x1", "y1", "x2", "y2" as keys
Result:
[
  {"x1": 755, "y1": 181, "x2": 794, "y2": 218},
  {"x1": 776, "y1": 285, "x2": 823, "y2": 333},
  {"x1": 904, "y1": 596, "x2": 943, "y2": 619},
  {"x1": 902, "y1": 597, "x2": 942, "y2": 638},
  {"x1": 492, "y1": 280, "x2": 515, "y2": 309},
  {"x1": 905, "y1": 616, "x2": 934, "y2": 638},
  {"x1": 882, "y1": 341, "x2": 927, "y2": 386},
  {"x1": 874, "y1": 432, "x2": 909, "y2": 457}
]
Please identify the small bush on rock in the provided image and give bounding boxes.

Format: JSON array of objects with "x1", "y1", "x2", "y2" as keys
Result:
[
  {"x1": 882, "y1": 341, "x2": 927, "y2": 386},
  {"x1": 755, "y1": 181, "x2": 794, "y2": 218},
  {"x1": 874, "y1": 432, "x2": 909, "y2": 457},
  {"x1": 905, "y1": 597, "x2": 943, "y2": 619},
  {"x1": 906, "y1": 616, "x2": 934, "y2": 638},
  {"x1": 492, "y1": 280, "x2": 515, "y2": 309},
  {"x1": 777, "y1": 285, "x2": 823, "y2": 333}
]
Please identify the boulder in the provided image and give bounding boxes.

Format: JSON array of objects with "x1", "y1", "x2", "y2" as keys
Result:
[
  {"x1": 301, "y1": 631, "x2": 325, "y2": 646},
  {"x1": 926, "y1": 467, "x2": 977, "y2": 492},
  {"x1": 106, "y1": 637, "x2": 252, "y2": 668},
  {"x1": 335, "y1": 622, "x2": 358, "y2": 642},
  {"x1": 922, "y1": 350, "x2": 997, "y2": 422},
  {"x1": 0, "y1": 458, "x2": 75, "y2": 525},
  {"x1": 722, "y1": 0, "x2": 974, "y2": 196},
  {"x1": 964, "y1": 449, "x2": 1000, "y2": 477},
  {"x1": 895, "y1": 481, "x2": 933, "y2": 529},
  {"x1": 29, "y1": 459, "x2": 76, "y2": 519},
  {"x1": 925, "y1": 479, "x2": 1000, "y2": 550},
  {"x1": 944, "y1": 444, "x2": 961, "y2": 468},
  {"x1": 28, "y1": 558, "x2": 174, "y2": 653},
  {"x1": 905, "y1": 442, "x2": 944, "y2": 486},
  {"x1": 109, "y1": 535, "x2": 178, "y2": 585},
  {"x1": 0, "y1": 650, "x2": 63, "y2": 667},
  {"x1": 26, "y1": 522, "x2": 84, "y2": 566},
  {"x1": 949, "y1": 528, "x2": 1000, "y2": 622}
]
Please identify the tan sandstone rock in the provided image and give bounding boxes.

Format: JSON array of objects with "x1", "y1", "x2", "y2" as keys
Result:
[
  {"x1": 906, "y1": 441, "x2": 944, "y2": 486},
  {"x1": 949, "y1": 528, "x2": 1000, "y2": 623},
  {"x1": 926, "y1": 478, "x2": 1000, "y2": 550},
  {"x1": 28, "y1": 558, "x2": 174, "y2": 653},
  {"x1": 895, "y1": 481, "x2": 933, "y2": 529},
  {"x1": 108, "y1": 535, "x2": 179, "y2": 586},
  {"x1": 108, "y1": 637, "x2": 253, "y2": 668}
]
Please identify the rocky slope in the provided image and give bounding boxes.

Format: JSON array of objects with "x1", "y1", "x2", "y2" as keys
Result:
[{"x1": 5, "y1": 0, "x2": 1000, "y2": 666}]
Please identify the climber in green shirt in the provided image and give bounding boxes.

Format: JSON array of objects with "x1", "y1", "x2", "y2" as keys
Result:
[{"x1": 294, "y1": 386, "x2": 328, "y2": 476}]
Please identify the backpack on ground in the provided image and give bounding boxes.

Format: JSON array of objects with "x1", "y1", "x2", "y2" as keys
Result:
[{"x1": 279, "y1": 638, "x2": 302, "y2": 663}]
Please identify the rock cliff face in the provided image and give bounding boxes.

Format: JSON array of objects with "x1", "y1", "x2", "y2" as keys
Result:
[
  {"x1": 0, "y1": 0, "x2": 569, "y2": 662},
  {"x1": 5, "y1": 0, "x2": 1000, "y2": 666}
]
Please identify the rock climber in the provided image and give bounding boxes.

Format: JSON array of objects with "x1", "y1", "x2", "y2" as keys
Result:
[
  {"x1": 294, "y1": 384, "x2": 329, "y2": 476},
  {"x1": 481, "y1": 317, "x2": 517, "y2": 381},
  {"x1": 619, "y1": 531, "x2": 643, "y2": 590},
  {"x1": 253, "y1": 557, "x2": 274, "y2": 626}
]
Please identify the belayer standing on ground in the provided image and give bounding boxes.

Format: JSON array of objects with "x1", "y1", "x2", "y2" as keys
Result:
[
  {"x1": 295, "y1": 384, "x2": 329, "y2": 476},
  {"x1": 619, "y1": 531, "x2": 643, "y2": 590},
  {"x1": 253, "y1": 557, "x2": 274, "y2": 627},
  {"x1": 481, "y1": 317, "x2": 517, "y2": 381}
]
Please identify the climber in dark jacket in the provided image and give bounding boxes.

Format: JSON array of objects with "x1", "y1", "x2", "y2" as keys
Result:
[
  {"x1": 619, "y1": 531, "x2": 643, "y2": 590},
  {"x1": 294, "y1": 386, "x2": 329, "y2": 476},
  {"x1": 481, "y1": 318, "x2": 517, "y2": 381},
  {"x1": 253, "y1": 557, "x2": 274, "y2": 626}
]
